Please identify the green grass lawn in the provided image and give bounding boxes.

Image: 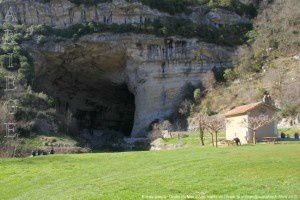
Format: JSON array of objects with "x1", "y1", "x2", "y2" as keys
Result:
[
  {"x1": 0, "y1": 143, "x2": 299, "y2": 200},
  {"x1": 163, "y1": 131, "x2": 226, "y2": 147}
]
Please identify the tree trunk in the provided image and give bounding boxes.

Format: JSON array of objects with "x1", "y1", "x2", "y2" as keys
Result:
[
  {"x1": 253, "y1": 130, "x2": 256, "y2": 144},
  {"x1": 211, "y1": 133, "x2": 214, "y2": 147},
  {"x1": 215, "y1": 132, "x2": 218, "y2": 147},
  {"x1": 199, "y1": 127, "x2": 204, "y2": 146}
]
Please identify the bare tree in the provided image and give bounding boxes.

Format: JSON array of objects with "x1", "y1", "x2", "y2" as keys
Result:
[
  {"x1": 205, "y1": 115, "x2": 225, "y2": 147},
  {"x1": 244, "y1": 115, "x2": 277, "y2": 144},
  {"x1": 195, "y1": 113, "x2": 207, "y2": 146}
]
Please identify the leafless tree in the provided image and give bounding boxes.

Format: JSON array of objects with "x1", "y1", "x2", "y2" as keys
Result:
[
  {"x1": 244, "y1": 115, "x2": 277, "y2": 144},
  {"x1": 195, "y1": 113, "x2": 208, "y2": 146},
  {"x1": 204, "y1": 115, "x2": 225, "y2": 147}
]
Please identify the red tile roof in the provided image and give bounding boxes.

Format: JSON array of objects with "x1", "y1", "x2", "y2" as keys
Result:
[{"x1": 225, "y1": 102, "x2": 263, "y2": 117}]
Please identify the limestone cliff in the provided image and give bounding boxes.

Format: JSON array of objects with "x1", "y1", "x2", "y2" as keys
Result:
[
  {"x1": 0, "y1": 0, "x2": 240, "y2": 141},
  {"x1": 28, "y1": 33, "x2": 234, "y2": 137},
  {"x1": 0, "y1": 0, "x2": 168, "y2": 27},
  {"x1": 0, "y1": 0, "x2": 249, "y2": 27}
]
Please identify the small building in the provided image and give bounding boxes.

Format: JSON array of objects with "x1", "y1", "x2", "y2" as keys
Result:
[{"x1": 225, "y1": 99, "x2": 278, "y2": 144}]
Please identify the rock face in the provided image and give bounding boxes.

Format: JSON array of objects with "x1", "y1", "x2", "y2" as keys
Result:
[
  {"x1": 0, "y1": 0, "x2": 249, "y2": 28},
  {"x1": 29, "y1": 33, "x2": 234, "y2": 137},
  {"x1": 204, "y1": 8, "x2": 250, "y2": 26},
  {"x1": 0, "y1": 0, "x2": 168, "y2": 27},
  {"x1": 1, "y1": 0, "x2": 237, "y2": 140},
  {"x1": 188, "y1": 6, "x2": 250, "y2": 26}
]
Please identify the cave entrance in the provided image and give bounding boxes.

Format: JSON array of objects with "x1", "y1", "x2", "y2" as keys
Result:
[
  {"x1": 71, "y1": 83, "x2": 135, "y2": 137},
  {"x1": 34, "y1": 43, "x2": 135, "y2": 139}
]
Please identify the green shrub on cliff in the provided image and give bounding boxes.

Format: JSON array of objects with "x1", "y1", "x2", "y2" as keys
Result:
[
  {"x1": 223, "y1": 68, "x2": 238, "y2": 81},
  {"x1": 0, "y1": 45, "x2": 35, "y2": 85},
  {"x1": 0, "y1": 24, "x2": 35, "y2": 85},
  {"x1": 38, "y1": 19, "x2": 251, "y2": 46},
  {"x1": 20, "y1": 87, "x2": 55, "y2": 111}
]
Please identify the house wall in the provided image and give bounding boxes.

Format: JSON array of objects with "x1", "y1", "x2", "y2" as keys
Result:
[
  {"x1": 248, "y1": 106, "x2": 278, "y2": 140},
  {"x1": 225, "y1": 104, "x2": 278, "y2": 144},
  {"x1": 225, "y1": 114, "x2": 250, "y2": 144}
]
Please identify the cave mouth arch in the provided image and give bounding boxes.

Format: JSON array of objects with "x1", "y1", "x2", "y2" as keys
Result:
[
  {"x1": 69, "y1": 83, "x2": 135, "y2": 137},
  {"x1": 34, "y1": 43, "x2": 136, "y2": 143}
]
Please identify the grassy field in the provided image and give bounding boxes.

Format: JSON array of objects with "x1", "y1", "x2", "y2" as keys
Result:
[
  {"x1": 0, "y1": 142, "x2": 299, "y2": 200},
  {"x1": 163, "y1": 131, "x2": 226, "y2": 147}
]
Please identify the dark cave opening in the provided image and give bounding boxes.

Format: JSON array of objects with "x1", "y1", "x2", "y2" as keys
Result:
[
  {"x1": 34, "y1": 43, "x2": 136, "y2": 141},
  {"x1": 71, "y1": 84, "x2": 135, "y2": 137},
  {"x1": 43, "y1": 80, "x2": 136, "y2": 138}
]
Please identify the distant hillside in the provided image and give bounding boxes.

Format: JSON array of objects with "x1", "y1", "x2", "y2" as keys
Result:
[{"x1": 191, "y1": 0, "x2": 299, "y2": 120}]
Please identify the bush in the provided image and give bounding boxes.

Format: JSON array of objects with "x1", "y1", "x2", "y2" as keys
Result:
[
  {"x1": 15, "y1": 108, "x2": 37, "y2": 122},
  {"x1": 223, "y1": 68, "x2": 238, "y2": 81},
  {"x1": 212, "y1": 66, "x2": 226, "y2": 82},
  {"x1": 193, "y1": 89, "x2": 201, "y2": 104},
  {"x1": 36, "y1": 35, "x2": 47, "y2": 45},
  {"x1": 18, "y1": 87, "x2": 55, "y2": 114},
  {"x1": 295, "y1": 133, "x2": 299, "y2": 140},
  {"x1": 280, "y1": 132, "x2": 286, "y2": 139},
  {"x1": 280, "y1": 104, "x2": 299, "y2": 118},
  {"x1": 17, "y1": 122, "x2": 37, "y2": 138},
  {"x1": 37, "y1": 18, "x2": 252, "y2": 46},
  {"x1": 18, "y1": 60, "x2": 34, "y2": 84},
  {"x1": 0, "y1": 28, "x2": 35, "y2": 84},
  {"x1": 0, "y1": 53, "x2": 20, "y2": 70}
]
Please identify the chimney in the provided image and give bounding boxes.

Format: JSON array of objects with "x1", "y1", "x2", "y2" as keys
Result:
[{"x1": 262, "y1": 92, "x2": 273, "y2": 105}]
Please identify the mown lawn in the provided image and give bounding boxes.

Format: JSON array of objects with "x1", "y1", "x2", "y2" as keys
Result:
[{"x1": 0, "y1": 143, "x2": 299, "y2": 200}]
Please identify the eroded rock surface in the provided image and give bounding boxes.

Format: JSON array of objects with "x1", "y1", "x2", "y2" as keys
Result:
[
  {"x1": 0, "y1": 0, "x2": 237, "y2": 140},
  {"x1": 0, "y1": 0, "x2": 168, "y2": 27},
  {"x1": 0, "y1": 0, "x2": 250, "y2": 28},
  {"x1": 26, "y1": 33, "x2": 234, "y2": 137}
]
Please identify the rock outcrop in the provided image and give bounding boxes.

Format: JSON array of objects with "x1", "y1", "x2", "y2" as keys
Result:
[
  {"x1": 0, "y1": 0, "x2": 237, "y2": 140},
  {"x1": 0, "y1": 0, "x2": 250, "y2": 28},
  {"x1": 0, "y1": 0, "x2": 168, "y2": 27},
  {"x1": 28, "y1": 33, "x2": 234, "y2": 137},
  {"x1": 204, "y1": 8, "x2": 250, "y2": 26}
]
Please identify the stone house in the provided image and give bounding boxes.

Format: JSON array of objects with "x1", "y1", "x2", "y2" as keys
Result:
[{"x1": 225, "y1": 101, "x2": 278, "y2": 144}]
